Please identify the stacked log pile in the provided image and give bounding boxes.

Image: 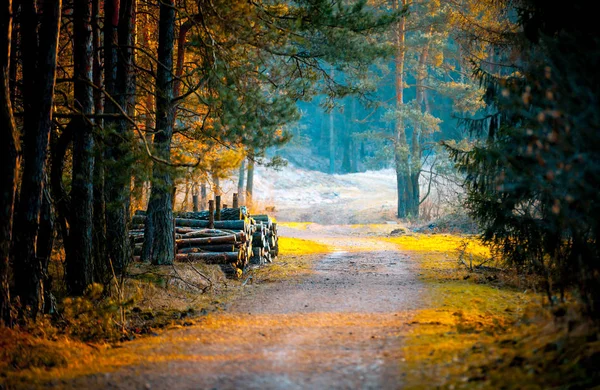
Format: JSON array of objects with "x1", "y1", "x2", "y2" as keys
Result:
[{"x1": 129, "y1": 198, "x2": 278, "y2": 277}]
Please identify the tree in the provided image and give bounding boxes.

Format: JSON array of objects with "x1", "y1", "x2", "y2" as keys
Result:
[
  {"x1": 142, "y1": 0, "x2": 176, "y2": 265},
  {"x1": 0, "y1": 0, "x2": 20, "y2": 325},
  {"x1": 104, "y1": 0, "x2": 136, "y2": 274},
  {"x1": 445, "y1": 0, "x2": 600, "y2": 318},
  {"x1": 67, "y1": 0, "x2": 95, "y2": 295},
  {"x1": 12, "y1": 0, "x2": 62, "y2": 317}
]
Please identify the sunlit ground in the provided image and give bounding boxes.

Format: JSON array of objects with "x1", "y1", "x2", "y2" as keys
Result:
[{"x1": 1, "y1": 224, "x2": 597, "y2": 389}]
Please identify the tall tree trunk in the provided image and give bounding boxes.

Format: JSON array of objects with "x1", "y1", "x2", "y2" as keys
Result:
[
  {"x1": 91, "y1": 0, "x2": 108, "y2": 283},
  {"x1": 246, "y1": 155, "x2": 255, "y2": 207},
  {"x1": 393, "y1": 0, "x2": 410, "y2": 218},
  {"x1": 0, "y1": 0, "x2": 19, "y2": 326},
  {"x1": 13, "y1": 0, "x2": 61, "y2": 317},
  {"x1": 105, "y1": 0, "x2": 135, "y2": 273},
  {"x1": 237, "y1": 159, "x2": 245, "y2": 205},
  {"x1": 68, "y1": 0, "x2": 95, "y2": 295},
  {"x1": 143, "y1": 0, "x2": 175, "y2": 265}
]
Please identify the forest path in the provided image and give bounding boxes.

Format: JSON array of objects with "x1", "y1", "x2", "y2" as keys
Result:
[{"x1": 65, "y1": 224, "x2": 426, "y2": 390}]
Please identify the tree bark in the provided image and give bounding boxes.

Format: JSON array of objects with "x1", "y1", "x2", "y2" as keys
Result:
[
  {"x1": 329, "y1": 70, "x2": 335, "y2": 175},
  {"x1": 68, "y1": 0, "x2": 95, "y2": 295},
  {"x1": 200, "y1": 181, "x2": 207, "y2": 210},
  {"x1": 91, "y1": 0, "x2": 108, "y2": 283},
  {"x1": 246, "y1": 155, "x2": 255, "y2": 207},
  {"x1": 409, "y1": 42, "x2": 430, "y2": 218},
  {"x1": 237, "y1": 159, "x2": 245, "y2": 205},
  {"x1": 144, "y1": 0, "x2": 176, "y2": 265},
  {"x1": 393, "y1": 0, "x2": 410, "y2": 218},
  {"x1": 12, "y1": 0, "x2": 61, "y2": 317},
  {"x1": 105, "y1": 0, "x2": 135, "y2": 273},
  {"x1": 0, "y1": 0, "x2": 19, "y2": 326}
]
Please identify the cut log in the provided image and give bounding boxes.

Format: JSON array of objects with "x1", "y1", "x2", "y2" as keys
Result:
[
  {"x1": 178, "y1": 245, "x2": 235, "y2": 253},
  {"x1": 176, "y1": 219, "x2": 248, "y2": 230},
  {"x1": 175, "y1": 252, "x2": 240, "y2": 264},
  {"x1": 172, "y1": 207, "x2": 248, "y2": 221},
  {"x1": 131, "y1": 214, "x2": 249, "y2": 231},
  {"x1": 182, "y1": 229, "x2": 238, "y2": 239},
  {"x1": 176, "y1": 234, "x2": 236, "y2": 248}
]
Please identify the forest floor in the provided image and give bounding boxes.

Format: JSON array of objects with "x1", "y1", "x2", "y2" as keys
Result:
[
  {"x1": 2, "y1": 165, "x2": 599, "y2": 389},
  {"x1": 3, "y1": 223, "x2": 599, "y2": 389}
]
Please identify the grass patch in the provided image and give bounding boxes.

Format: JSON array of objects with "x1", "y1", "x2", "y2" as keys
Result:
[
  {"x1": 397, "y1": 234, "x2": 600, "y2": 389},
  {"x1": 250, "y1": 237, "x2": 332, "y2": 282},
  {"x1": 278, "y1": 221, "x2": 314, "y2": 230}
]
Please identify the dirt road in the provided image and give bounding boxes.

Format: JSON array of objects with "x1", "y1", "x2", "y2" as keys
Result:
[{"x1": 65, "y1": 225, "x2": 425, "y2": 390}]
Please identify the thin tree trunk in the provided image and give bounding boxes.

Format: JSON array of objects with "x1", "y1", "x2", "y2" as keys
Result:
[
  {"x1": 68, "y1": 0, "x2": 95, "y2": 295},
  {"x1": 246, "y1": 155, "x2": 255, "y2": 207},
  {"x1": 329, "y1": 71, "x2": 335, "y2": 175},
  {"x1": 237, "y1": 159, "x2": 245, "y2": 205},
  {"x1": 144, "y1": 0, "x2": 176, "y2": 265},
  {"x1": 409, "y1": 42, "x2": 430, "y2": 218},
  {"x1": 37, "y1": 186, "x2": 54, "y2": 313},
  {"x1": 13, "y1": 0, "x2": 61, "y2": 317},
  {"x1": 50, "y1": 122, "x2": 72, "y2": 266},
  {"x1": 350, "y1": 98, "x2": 358, "y2": 173},
  {"x1": 200, "y1": 181, "x2": 207, "y2": 210},
  {"x1": 8, "y1": 1, "x2": 18, "y2": 104},
  {"x1": 0, "y1": 0, "x2": 19, "y2": 325}
]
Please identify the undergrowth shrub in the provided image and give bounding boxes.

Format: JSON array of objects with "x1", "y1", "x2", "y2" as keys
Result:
[{"x1": 57, "y1": 283, "x2": 132, "y2": 342}]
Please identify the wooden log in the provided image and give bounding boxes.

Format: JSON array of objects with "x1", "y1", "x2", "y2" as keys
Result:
[
  {"x1": 172, "y1": 207, "x2": 247, "y2": 221},
  {"x1": 176, "y1": 234, "x2": 236, "y2": 248},
  {"x1": 182, "y1": 229, "x2": 238, "y2": 239},
  {"x1": 232, "y1": 193, "x2": 239, "y2": 209},
  {"x1": 175, "y1": 252, "x2": 240, "y2": 264},
  {"x1": 175, "y1": 227, "x2": 196, "y2": 234},
  {"x1": 178, "y1": 245, "x2": 235, "y2": 253},
  {"x1": 176, "y1": 219, "x2": 248, "y2": 230}
]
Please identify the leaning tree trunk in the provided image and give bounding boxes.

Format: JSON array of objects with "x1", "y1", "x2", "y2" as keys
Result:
[
  {"x1": 0, "y1": 0, "x2": 19, "y2": 326},
  {"x1": 68, "y1": 0, "x2": 95, "y2": 295},
  {"x1": 105, "y1": 0, "x2": 135, "y2": 274},
  {"x1": 12, "y1": 0, "x2": 61, "y2": 317},
  {"x1": 143, "y1": 0, "x2": 176, "y2": 265}
]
